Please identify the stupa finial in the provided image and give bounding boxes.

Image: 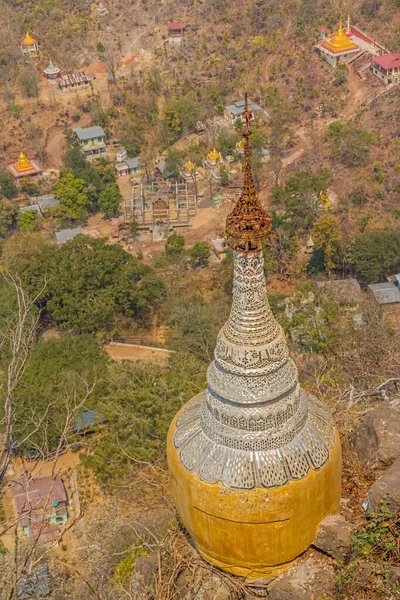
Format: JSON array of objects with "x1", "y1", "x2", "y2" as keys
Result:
[{"x1": 225, "y1": 93, "x2": 272, "y2": 253}]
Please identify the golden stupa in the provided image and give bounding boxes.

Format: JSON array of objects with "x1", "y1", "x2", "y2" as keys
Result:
[
  {"x1": 322, "y1": 21, "x2": 358, "y2": 53},
  {"x1": 184, "y1": 158, "x2": 196, "y2": 173},
  {"x1": 15, "y1": 152, "x2": 34, "y2": 173},
  {"x1": 21, "y1": 31, "x2": 37, "y2": 46},
  {"x1": 167, "y1": 95, "x2": 341, "y2": 579},
  {"x1": 207, "y1": 147, "x2": 222, "y2": 163}
]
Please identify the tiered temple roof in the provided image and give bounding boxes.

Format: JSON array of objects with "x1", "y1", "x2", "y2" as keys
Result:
[
  {"x1": 21, "y1": 31, "x2": 37, "y2": 47},
  {"x1": 322, "y1": 21, "x2": 359, "y2": 54}
]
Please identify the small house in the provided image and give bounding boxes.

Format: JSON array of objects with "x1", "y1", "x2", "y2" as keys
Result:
[
  {"x1": 168, "y1": 22, "x2": 185, "y2": 43},
  {"x1": 6, "y1": 152, "x2": 43, "y2": 183},
  {"x1": 55, "y1": 228, "x2": 81, "y2": 245},
  {"x1": 368, "y1": 282, "x2": 400, "y2": 305},
  {"x1": 58, "y1": 72, "x2": 91, "y2": 92},
  {"x1": 224, "y1": 99, "x2": 267, "y2": 124},
  {"x1": 20, "y1": 196, "x2": 59, "y2": 217},
  {"x1": 21, "y1": 31, "x2": 38, "y2": 54},
  {"x1": 116, "y1": 148, "x2": 128, "y2": 162},
  {"x1": 370, "y1": 53, "x2": 400, "y2": 85},
  {"x1": 73, "y1": 126, "x2": 106, "y2": 156},
  {"x1": 44, "y1": 59, "x2": 60, "y2": 80},
  {"x1": 319, "y1": 27, "x2": 330, "y2": 40},
  {"x1": 116, "y1": 157, "x2": 140, "y2": 177},
  {"x1": 13, "y1": 474, "x2": 68, "y2": 543}
]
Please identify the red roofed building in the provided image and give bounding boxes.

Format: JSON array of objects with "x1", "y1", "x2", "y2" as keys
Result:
[
  {"x1": 371, "y1": 52, "x2": 400, "y2": 85},
  {"x1": 168, "y1": 22, "x2": 185, "y2": 43},
  {"x1": 319, "y1": 27, "x2": 330, "y2": 40}
]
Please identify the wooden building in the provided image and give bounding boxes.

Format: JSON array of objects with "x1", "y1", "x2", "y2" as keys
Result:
[
  {"x1": 73, "y1": 126, "x2": 106, "y2": 156},
  {"x1": 370, "y1": 53, "x2": 400, "y2": 85}
]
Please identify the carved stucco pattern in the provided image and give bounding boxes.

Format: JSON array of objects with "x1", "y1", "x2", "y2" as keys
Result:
[{"x1": 174, "y1": 251, "x2": 336, "y2": 489}]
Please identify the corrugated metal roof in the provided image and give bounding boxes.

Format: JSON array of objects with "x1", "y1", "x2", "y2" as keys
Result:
[
  {"x1": 13, "y1": 474, "x2": 67, "y2": 515},
  {"x1": 54, "y1": 227, "x2": 81, "y2": 244},
  {"x1": 73, "y1": 126, "x2": 105, "y2": 141},
  {"x1": 368, "y1": 282, "x2": 400, "y2": 304},
  {"x1": 126, "y1": 157, "x2": 139, "y2": 169}
]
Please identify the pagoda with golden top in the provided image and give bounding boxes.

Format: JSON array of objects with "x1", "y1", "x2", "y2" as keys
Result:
[
  {"x1": 167, "y1": 95, "x2": 341, "y2": 579},
  {"x1": 21, "y1": 31, "x2": 38, "y2": 54},
  {"x1": 6, "y1": 152, "x2": 43, "y2": 183},
  {"x1": 319, "y1": 21, "x2": 359, "y2": 66}
]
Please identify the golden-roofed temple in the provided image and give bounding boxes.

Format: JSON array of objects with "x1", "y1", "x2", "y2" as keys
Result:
[
  {"x1": 6, "y1": 152, "x2": 43, "y2": 183},
  {"x1": 21, "y1": 31, "x2": 38, "y2": 54},
  {"x1": 318, "y1": 20, "x2": 359, "y2": 66},
  {"x1": 167, "y1": 95, "x2": 341, "y2": 579},
  {"x1": 207, "y1": 147, "x2": 222, "y2": 163},
  {"x1": 184, "y1": 158, "x2": 196, "y2": 174}
]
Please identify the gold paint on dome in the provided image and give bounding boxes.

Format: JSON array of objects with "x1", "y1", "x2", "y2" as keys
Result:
[
  {"x1": 225, "y1": 94, "x2": 272, "y2": 253},
  {"x1": 208, "y1": 147, "x2": 222, "y2": 162},
  {"x1": 15, "y1": 152, "x2": 33, "y2": 172},
  {"x1": 184, "y1": 158, "x2": 195, "y2": 173},
  {"x1": 322, "y1": 21, "x2": 358, "y2": 53},
  {"x1": 22, "y1": 31, "x2": 37, "y2": 45}
]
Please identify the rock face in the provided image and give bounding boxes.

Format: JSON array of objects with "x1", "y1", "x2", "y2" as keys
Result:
[
  {"x1": 352, "y1": 398, "x2": 400, "y2": 471},
  {"x1": 367, "y1": 456, "x2": 400, "y2": 512},
  {"x1": 313, "y1": 515, "x2": 355, "y2": 560},
  {"x1": 131, "y1": 555, "x2": 158, "y2": 599},
  {"x1": 267, "y1": 559, "x2": 336, "y2": 600}
]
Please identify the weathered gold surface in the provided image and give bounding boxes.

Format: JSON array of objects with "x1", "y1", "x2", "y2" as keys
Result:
[
  {"x1": 167, "y1": 401, "x2": 341, "y2": 579},
  {"x1": 15, "y1": 152, "x2": 33, "y2": 172}
]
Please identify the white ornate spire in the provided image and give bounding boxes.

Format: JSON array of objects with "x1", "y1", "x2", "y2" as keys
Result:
[{"x1": 173, "y1": 98, "x2": 336, "y2": 490}]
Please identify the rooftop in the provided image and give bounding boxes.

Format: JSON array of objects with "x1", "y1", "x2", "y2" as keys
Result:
[
  {"x1": 368, "y1": 282, "x2": 400, "y2": 304},
  {"x1": 55, "y1": 228, "x2": 81, "y2": 244},
  {"x1": 13, "y1": 474, "x2": 67, "y2": 515},
  {"x1": 372, "y1": 52, "x2": 400, "y2": 70},
  {"x1": 126, "y1": 157, "x2": 140, "y2": 169},
  {"x1": 73, "y1": 126, "x2": 105, "y2": 141},
  {"x1": 168, "y1": 22, "x2": 185, "y2": 30}
]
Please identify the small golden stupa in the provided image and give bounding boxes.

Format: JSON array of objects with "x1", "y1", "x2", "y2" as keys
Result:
[
  {"x1": 207, "y1": 147, "x2": 222, "y2": 163},
  {"x1": 322, "y1": 21, "x2": 358, "y2": 54},
  {"x1": 184, "y1": 158, "x2": 196, "y2": 173},
  {"x1": 167, "y1": 95, "x2": 341, "y2": 579},
  {"x1": 15, "y1": 152, "x2": 34, "y2": 173}
]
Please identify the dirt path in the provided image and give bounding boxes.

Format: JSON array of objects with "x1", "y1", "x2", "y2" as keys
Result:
[{"x1": 105, "y1": 342, "x2": 174, "y2": 362}]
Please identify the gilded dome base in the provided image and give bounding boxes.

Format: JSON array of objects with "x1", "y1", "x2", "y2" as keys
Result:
[{"x1": 167, "y1": 405, "x2": 341, "y2": 580}]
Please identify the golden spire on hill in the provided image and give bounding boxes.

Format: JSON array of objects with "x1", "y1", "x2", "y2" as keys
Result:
[
  {"x1": 15, "y1": 152, "x2": 33, "y2": 172},
  {"x1": 208, "y1": 147, "x2": 222, "y2": 162},
  {"x1": 22, "y1": 31, "x2": 37, "y2": 45},
  {"x1": 225, "y1": 93, "x2": 272, "y2": 253},
  {"x1": 184, "y1": 158, "x2": 195, "y2": 173},
  {"x1": 322, "y1": 21, "x2": 358, "y2": 53}
]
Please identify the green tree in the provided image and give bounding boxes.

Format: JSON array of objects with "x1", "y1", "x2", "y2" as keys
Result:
[
  {"x1": 0, "y1": 200, "x2": 17, "y2": 236},
  {"x1": 17, "y1": 210, "x2": 38, "y2": 231},
  {"x1": 165, "y1": 233, "x2": 185, "y2": 259},
  {"x1": 18, "y1": 67, "x2": 39, "y2": 99},
  {"x1": 0, "y1": 172, "x2": 17, "y2": 199},
  {"x1": 14, "y1": 235, "x2": 165, "y2": 333},
  {"x1": 164, "y1": 149, "x2": 185, "y2": 179},
  {"x1": 271, "y1": 169, "x2": 331, "y2": 232},
  {"x1": 98, "y1": 183, "x2": 122, "y2": 217},
  {"x1": 187, "y1": 242, "x2": 210, "y2": 268},
  {"x1": 218, "y1": 128, "x2": 238, "y2": 157},
  {"x1": 55, "y1": 172, "x2": 89, "y2": 222},
  {"x1": 351, "y1": 230, "x2": 400, "y2": 283},
  {"x1": 312, "y1": 214, "x2": 342, "y2": 276},
  {"x1": 220, "y1": 166, "x2": 230, "y2": 186},
  {"x1": 12, "y1": 335, "x2": 108, "y2": 453},
  {"x1": 327, "y1": 121, "x2": 378, "y2": 167}
]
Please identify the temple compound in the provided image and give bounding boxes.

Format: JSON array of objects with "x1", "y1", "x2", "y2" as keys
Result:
[
  {"x1": 167, "y1": 97, "x2": 341, "y2": 579},
  {"x1": 317, "y1": 17, "x2": 389, "y2": 77},
  {"x1": 6, "y1": 152, "x2": 43, "y2": 183}
]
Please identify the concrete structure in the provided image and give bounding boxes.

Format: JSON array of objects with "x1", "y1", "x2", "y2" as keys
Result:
[
  {"x1": 58, "y1": 72, "x2": 91, "y2": 91},
  {"x1": 13, "y1": 474, "x2": 68, "y2": 542},
  {"x1": 370, "y1": 53, "x2": 400, "y2": 85},
  {"x1": 55, "y1": 227, "x2": 81, "y2": 244},
  {"x1": 317, "y1": 21, "x2": 359, "y2": 66},
  {"x1": 6, "y1": 152, "x2": 42, "y2": 183},
  {"x1": 167, "y1": 97, "x2": 341, "y2": 579},
  {"x1": 21, "y1": 31, "x2": 38, "y2": 54},
  {"x1": 44, "y1": 59, "x2": 60, "y2": 79},
  {"x1": 97, "y1": 2, "x2": 109, "y2": 16},
  {"x1": 224, "y1": 99, "x2": 267, "y2": 124},
  {"x1": 20, "y1": 195, "x2": 59, "y2": 216},
  {"x1": 116, "y1": 157, "x2": 140, "y2": 177},
  {"x1": 368, "y1": 282, "x2": 400, "y2": 305},
  {"x1": 73, "y1": 126, "x2": 106, "y2": 156},
  {"x1": 116, "y1": 148, "x2": 128, "y2": 162},
  {"x1": 168, "y1": 22, "x2": 185, "y2": 43}
]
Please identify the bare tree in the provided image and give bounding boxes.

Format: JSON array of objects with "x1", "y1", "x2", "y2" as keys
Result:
[{"x1": 104, "y1": 49, "x2": 119, "y2": 85}]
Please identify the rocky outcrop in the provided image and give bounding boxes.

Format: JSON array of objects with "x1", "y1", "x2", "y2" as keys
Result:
[
  {"x1": 366, "y1": 456, "x2": 400, "y2": 512},
  {"x1": 313, "y1": 515, "x2": 355, "y2": 560},
  {"x1": 267, "y1": 559, "x2": 336, "y2": 600},
  {"x1": 352, "y1": 398, "x2": 400, "y2": 471}
]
